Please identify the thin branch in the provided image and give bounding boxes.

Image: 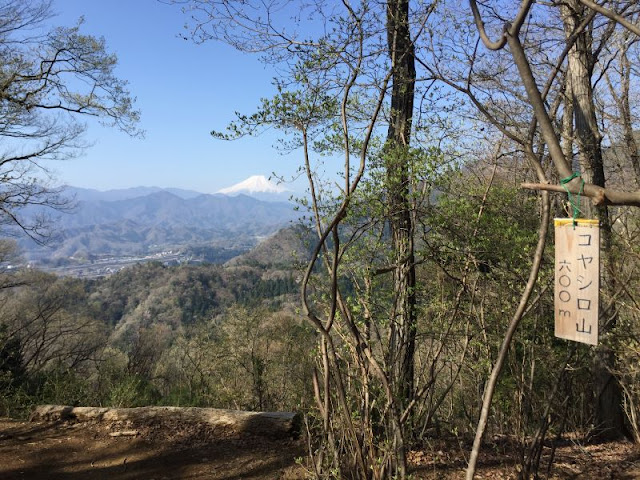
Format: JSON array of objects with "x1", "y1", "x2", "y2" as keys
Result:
[
  {"x1": 466, "y1": 189, "x2": 551, "y2": 480},
  {"x1": 579, "y1": 0, "x2": 640, "y2": 36}
]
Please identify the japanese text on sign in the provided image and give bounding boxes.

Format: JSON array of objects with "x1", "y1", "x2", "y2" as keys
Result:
[{"x1": 554, "y1": 218, "x2": 599, "y2": 345}]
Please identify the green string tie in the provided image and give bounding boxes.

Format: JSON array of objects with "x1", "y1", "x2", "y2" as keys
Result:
[{"x1": 560, "y1": 172, "x2": 585, "y2": 227}]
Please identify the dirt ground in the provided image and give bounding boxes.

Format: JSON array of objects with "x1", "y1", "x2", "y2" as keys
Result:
[
  {"x1": 408, "y1": 436, "x2": 640, "y2": 479},
  {"x1": 1, "y1": 418, "x2": 640, "y2": 479},
  {"x1": 0, "y1": 418, "x2": 306, "y2": 479}
]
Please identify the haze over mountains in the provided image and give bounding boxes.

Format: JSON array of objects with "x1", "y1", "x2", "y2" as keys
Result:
[
  {"x1": 20, "y1": 176, "x2": 302, "y2": 267},
  {"x1": 68, "y1": 175, "x2": 291, "y2": 202}
]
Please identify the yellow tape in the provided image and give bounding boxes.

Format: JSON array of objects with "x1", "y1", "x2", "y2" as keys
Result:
[{"x1": 554, "y1": 218, "x2": 599, "y2": 227}]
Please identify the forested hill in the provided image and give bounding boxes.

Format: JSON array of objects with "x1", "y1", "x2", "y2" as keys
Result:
[
  {"x1": 0, "y1": 226, "x2": 315, "y2": 414},
  {"x1": 89, "y1": 261, "x2": 300, "y2": 330}
]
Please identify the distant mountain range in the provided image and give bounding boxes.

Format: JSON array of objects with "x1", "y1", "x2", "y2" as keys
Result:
[
  {"x1": 66, "y1": 185, "x2": 206, "y2": 202},
  {"x1": 67, "y1": 175, "x2": 291, "y2": 202},
  {"x1": 20, "y1": 177, "x2": 302, "y2": 263}
]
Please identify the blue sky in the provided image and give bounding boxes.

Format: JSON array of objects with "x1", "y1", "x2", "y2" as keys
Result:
[{"x1": 50, "y1": 0, "x2": 303, "y2": 194}]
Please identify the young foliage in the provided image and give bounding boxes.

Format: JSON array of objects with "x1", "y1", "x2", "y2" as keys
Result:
[{"x1": 0, "y1": 0, "x2": 141, "y2": 242}]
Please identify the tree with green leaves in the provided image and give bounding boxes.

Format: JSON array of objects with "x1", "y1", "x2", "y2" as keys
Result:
[
  {"x1": 0, "y1": 0, "x2": 140, "y2": 242},
  {"x1": 423, "y1": 1, "x2": 640, "y2": 477},
  {"x1": 178, "y1": 1, "x2": 453, "y2": 477},
  {"x1": 177, "y1": 0, "x2": 640, "y2": 478}
]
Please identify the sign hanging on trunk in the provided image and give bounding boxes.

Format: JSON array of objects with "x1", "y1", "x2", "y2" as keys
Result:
[{"x1": 554, "y1": 218, "x2": 599, "y2": 345}]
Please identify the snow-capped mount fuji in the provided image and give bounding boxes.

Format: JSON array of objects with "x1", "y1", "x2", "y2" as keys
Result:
[{"x1": 217, "y1": 175, "x2": 290, "y2": 201}]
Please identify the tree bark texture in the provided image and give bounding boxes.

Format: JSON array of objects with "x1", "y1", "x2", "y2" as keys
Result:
[
  {"x1": 386, "y1": 0, "x2": 417, "y2": 408},
  {"x1": 382, "y1": 1, "x2": 417, "y2": 477},
  {"x1": 616, "y1": 39, "x2": 640, "y2": 185},
  {"x1": 561, "y1": 0, "x2": 626, "y2": 440},
  {"x1": 562, "y1": 2, "x2": 603, "y2": 186}
]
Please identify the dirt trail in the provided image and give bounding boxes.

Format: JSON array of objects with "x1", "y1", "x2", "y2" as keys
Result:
[
  {"x1": 0, "y1": 419, "x2": 306, "y2": 479},
  {"x1": 1, "y1": 418, "x2": 640, "y2": 479}
]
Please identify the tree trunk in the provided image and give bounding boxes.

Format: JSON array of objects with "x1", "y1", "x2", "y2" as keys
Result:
[
  {"x1": 561, "y1": 0, "x2": 626, "y2": 440},
  {"x1": 386, "y1": 0, "x2": 417, "y2": 408},
  {"x1": 383, "y1": 1, "x2": 417, "y2": 477},
  {"x1": 616, "y1": 36, "x2": 640, "y2": 186}
]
